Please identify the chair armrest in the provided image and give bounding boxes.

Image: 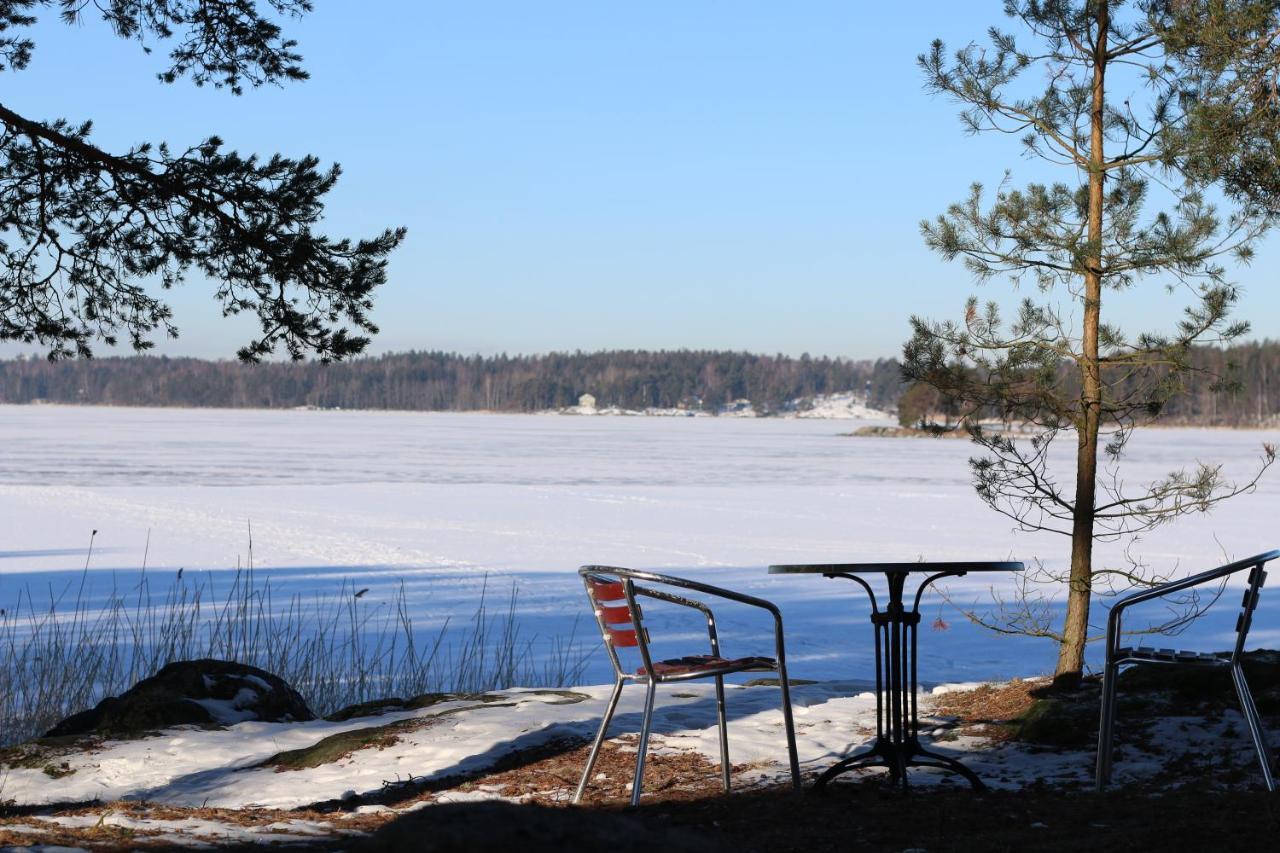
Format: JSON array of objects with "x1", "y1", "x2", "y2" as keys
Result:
[
  {"x1": 633, "y1": 585, "x2": 721, "y2": 656},
  {"x1": 633, "y1": 585, "x2": 714, "y2": 615},
  {"x1": 1105, "y1": 550, "x2": 1280, "y2": 656}
]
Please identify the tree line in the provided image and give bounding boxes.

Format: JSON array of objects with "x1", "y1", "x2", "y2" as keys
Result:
[{"x1": 0, "y1": 350, "x2": 904, "y2": 414}]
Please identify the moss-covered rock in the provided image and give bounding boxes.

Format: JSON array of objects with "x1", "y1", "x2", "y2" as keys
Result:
[
  {"x1": 262, "y1": 720, "x2": 414, "y2": 770},
  {"x1": 44, "y1": 659, "x2": 314, "y2": 738},
  {"x1": 1014, "y1": 693, "x2": 1098, "y2": 747},
  {"x1": 742, "y1": 678, "x2": 818, "y2": 688},
  {"x1": 325, "y1": 698, "x2": 410, "y2": 722}
]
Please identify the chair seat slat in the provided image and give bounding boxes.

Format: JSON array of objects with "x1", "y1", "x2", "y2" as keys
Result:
[
  {"x1": 606, "y1": 626, "x2": 641, "y2": 647},
  {"x1": 1118, "y1": 646, "x2": 1233, "y2": 662},
  {"x1": 586, "y1": 578, "x2": 626, "y2": 602},
  {"x1": 597, "y1": 603, "x2": 633, "y2": 625},
  {"x1": 640, "y1": 654, "x2": 778, "y2": 677}
]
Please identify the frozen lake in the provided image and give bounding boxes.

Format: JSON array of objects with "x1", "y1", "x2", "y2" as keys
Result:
[{"x1": 2, "y1": 404, "x2": 1278, "y2": 683}]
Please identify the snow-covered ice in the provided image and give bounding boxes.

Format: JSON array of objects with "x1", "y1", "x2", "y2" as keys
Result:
[{"x1": 1, "y1": 404, "x2": 1278, "y2": 682}]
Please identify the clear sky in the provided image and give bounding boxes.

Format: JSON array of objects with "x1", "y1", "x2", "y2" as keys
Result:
[{"x1": 6, "y1": 1, "x2": 1279, "y2": 361}]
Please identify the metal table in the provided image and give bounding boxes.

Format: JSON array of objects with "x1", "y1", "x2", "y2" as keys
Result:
[{"x1": 768, "y1": 561, "x2": 1023, "y2": 790}]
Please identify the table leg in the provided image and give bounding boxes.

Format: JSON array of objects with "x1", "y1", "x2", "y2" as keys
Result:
[{"x1": 890, "y1": 573, "x2": 913, "y2": 787}]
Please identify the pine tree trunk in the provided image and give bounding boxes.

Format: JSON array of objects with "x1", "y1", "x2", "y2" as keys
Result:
[{"x1": 1054, "y1": 2, "x2": 1109, "y2": 686}]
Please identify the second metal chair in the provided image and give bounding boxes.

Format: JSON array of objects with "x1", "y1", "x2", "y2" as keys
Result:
[
  {"x1": 1096, "y1": 550, "x2": 1279, "y2": 792},
  {"x1": 572, "y1": 565, "x2": 802, "y2": 806}
]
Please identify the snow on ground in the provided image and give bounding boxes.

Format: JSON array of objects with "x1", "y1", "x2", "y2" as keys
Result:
[
  {"x1": 1, "y1": 405, "x2": 1279, "y2": 683},
  {"x1": 789, "y1": 391, "x2": 892, "y2": 420},
  {"x1": 562, "y1": 403, "x2": 713, "y2": 417},
  {"x1": 3, "y1": 677, "x2": 1272, "y2": 813},
  {"x1": 0, "y1": 681, "x2": 1091, "y2": 810},
  {"x1": 558, "y1": 390, "x2": 891, "y2": 419}
]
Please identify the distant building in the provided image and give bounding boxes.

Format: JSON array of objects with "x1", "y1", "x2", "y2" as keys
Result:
[{"x1": 578, "y1": 393, "x2": 597, "y2": 410}]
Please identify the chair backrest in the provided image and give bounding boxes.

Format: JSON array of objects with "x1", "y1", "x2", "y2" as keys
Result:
[
  {"x1": 581, "y1": 569, "x2": 652, "y2": 678},
  {"x1": 1233, "y1": 556, "x2": 1271, "y2": 659}
]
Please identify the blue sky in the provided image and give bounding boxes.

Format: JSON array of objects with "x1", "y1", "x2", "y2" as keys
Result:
[{"x1": 6, "y1": 1, "x2": 1279, "y2": 361}]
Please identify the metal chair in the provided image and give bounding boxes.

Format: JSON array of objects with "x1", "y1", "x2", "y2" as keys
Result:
[
  {"x1": 1096, "y1": 550, "x2": 1280, "y2": 792},
  {"x1": 572, "y1": 565, "x2": 801, "y2": 806}
]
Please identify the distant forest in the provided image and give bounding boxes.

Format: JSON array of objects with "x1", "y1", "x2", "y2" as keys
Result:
[
  {"x1": 0, "y1": 350, "x2": 904, "y2": 414},
  {"x1": 1, "y1": 343, "x2": 1279, "y2": 424}
]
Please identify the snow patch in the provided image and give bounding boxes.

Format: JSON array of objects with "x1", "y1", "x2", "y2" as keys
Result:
[
  {"x1": 190, "y1": 688, "x2": 264, "y2": 725},
  {"x1": 785, "y1": 391, "x2": 892, "y2": 421}
]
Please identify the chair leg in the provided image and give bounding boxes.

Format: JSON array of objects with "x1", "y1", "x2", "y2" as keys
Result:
[
  {"x1": 776, "y1": 662, "x2": 801, "y2": 789},
  {"x1": 1096, "y1": 660, "x2": 1120, "y2": 791},
  {"x1": 715, "y1": 675, "x2": 731, "y2": 793},
  {"x1": 573, "y1": 678, "x2": 625, "y2": 804},
  {"x1": 1231, "y1": 663, "x2": 1276, "y2": 792},
  {"x1": 630, "y1": 679, "x2": 658, "y2": 807}
]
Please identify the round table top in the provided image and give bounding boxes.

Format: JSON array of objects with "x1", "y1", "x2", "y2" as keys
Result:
[{"x1": 768, "y1": 561, "x2": 1023, "y2": 575}]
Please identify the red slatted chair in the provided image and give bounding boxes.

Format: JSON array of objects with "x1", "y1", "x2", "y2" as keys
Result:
[
  {"x1": 1096, "y1": 550, "x2": 1280, "y2": 791},
  {"x1": 572, "y1": 565, "x2": 801, "y2": 806}
]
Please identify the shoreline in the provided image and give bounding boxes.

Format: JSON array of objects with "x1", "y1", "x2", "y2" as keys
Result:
[
  {"x1": 4, "y1": 400, "x2": 1280, "y2": 430},
  {"x1": 0, "y1": 400, "x2": 897, "y2": 423}
]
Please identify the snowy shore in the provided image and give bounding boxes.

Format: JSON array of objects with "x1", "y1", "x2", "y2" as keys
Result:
[{"x1": 3, "y1": 674, "x2": 1276, "y2": 849}]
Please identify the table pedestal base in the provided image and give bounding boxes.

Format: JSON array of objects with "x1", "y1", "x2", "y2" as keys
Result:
[
  {"x1": 768, "y1": 561, "x2": 1023, "y2": 794},
  {"x1": 813, "y1": 736, "x2": 986, "y2": 791}
]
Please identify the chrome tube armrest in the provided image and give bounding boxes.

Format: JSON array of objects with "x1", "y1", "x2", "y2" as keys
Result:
[
  {"x1": 1105, "y1": 550, "x2": 1280, "y2": 656},
  {"x1": 633, "y1": 585, "x2": 721, "y2": 657},
  {"x1": 633, "y1": 585, "x2": 713, "y2": 616}
]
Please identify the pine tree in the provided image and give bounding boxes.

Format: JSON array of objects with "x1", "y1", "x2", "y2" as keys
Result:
[
  {"x1": 0, "y1": 2, "x2": 405, "y2": 361},
  {"x1": 906, "y1": 0, "x2": 1280, "y2": 683}
]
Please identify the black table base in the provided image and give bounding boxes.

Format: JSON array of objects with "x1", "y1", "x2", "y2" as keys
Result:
[
  {"x1": 812, "y1": 569, "x2": 989, "y2": 791},
  {"x1": 814, "y1": 737, "x2": 986, "y2": 790},
  {"x1": 769, "y1": 562, "x2": 1023, "y2": 792}
]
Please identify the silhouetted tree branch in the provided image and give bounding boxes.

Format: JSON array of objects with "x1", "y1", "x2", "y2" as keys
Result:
[{"x1": 0, "y1": 1, "x2": 405, "y2": 361}]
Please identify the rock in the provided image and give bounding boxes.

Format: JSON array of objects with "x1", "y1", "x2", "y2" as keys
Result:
[
  {"x1": 325, "y1": 697, "x2": 409, "y2": 722},
  {"x1": 324, "y1": 693, "x2": 480, "y2": 722},
  {"x1": 1012, "y1": 649, "x2": 1280, "y2": 746},
  {"x1": 44, "y1": 659, "x2": 314, "y2": 738},
  {"x1": 262, "y1": 719, "x2": 414, "y2": 770},
  {"x1": 324, "y1": 691, "x2": 574, "y2": 722}
]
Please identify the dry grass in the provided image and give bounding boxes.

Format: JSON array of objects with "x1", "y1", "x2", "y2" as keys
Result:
[
  {"x1": 0, "y1": 557, "x2": 592, "y2": 745},
  {"x1": 442, "y1": 738, "x2": 736, "y2": 806},
  {"x1": 932, "y1": 678, "x2": 1046, "y2": 740},
  {"x1": 0, "y1": 800, "x2": 392, "y2": 852}
]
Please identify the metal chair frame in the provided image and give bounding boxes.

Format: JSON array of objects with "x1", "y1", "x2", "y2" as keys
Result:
[
  {"x1": 572, "y1": 565, "x2": 801, "y2": 806},
  {"x1": 1096, "y1": 549, "x2": 1280, "y2": 792}
]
